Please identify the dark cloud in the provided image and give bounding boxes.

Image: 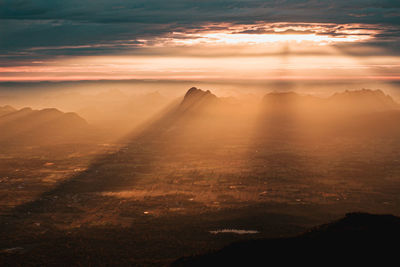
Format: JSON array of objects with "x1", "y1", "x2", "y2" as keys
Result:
[{"x1": 1, "y1": 0, "x2": 400, "y2": 64}]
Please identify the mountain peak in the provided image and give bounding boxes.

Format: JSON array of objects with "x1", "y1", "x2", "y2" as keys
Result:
[
  {"x1": 181, "y1": 87, "x2": 218, "y2": 107},
  {"x1": 184, "y1": 87, "x2": 213, "y2": 98}
]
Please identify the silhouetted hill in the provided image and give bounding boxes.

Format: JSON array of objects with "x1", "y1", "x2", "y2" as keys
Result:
[
  {"x1": 0, "y1": 105, "x2": 16, "y2": 116},
  {"x1": 137, "y1": 87, "x2": 221, "y2": 135},
  {"x1": 329, "y1": 89, "x2": 399, "y2": 112},
  {"x1": 325, "y1": 90, "x2": 400, "y2": 137},
  {"x1": 0, "y1": 107, "x2": 91, "y2": 148},
  {"x1": 258, "y1": 89, "x2": 400, "y2": 138},
  {"x1": 173, "y1": 213, "x2": 400, "y2": 266},
  {"x1": 262, "y1": 89, "x2": 399, "y2": 115},
  {"x1": 0, "y1": 107, "x2": 34, "y2": 124},
  {"x1": 180, "y1": 87, "x2": 219, "y2": 109}
]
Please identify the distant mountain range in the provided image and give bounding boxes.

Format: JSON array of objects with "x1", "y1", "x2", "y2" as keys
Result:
[
  {"x1": 262, "y1": 88, "x2": 400, "y2": 114},
  {"x1": 179, "y1": 87, "x2": 400, "y2": 139},
  {"x1": 0, "y1": 105, "x2": 16, "y2": 117},
  {"x1": 181, "y1": 87, "x2": 400, "y2": 114},
  {"x1": 0, "y1": 106, "x2": 91, "y2": 148},
  {"x1": 180, "y1": 87, "x2": 219, "y2": 108},
  {"x1": 1, "y1": 87, "x2": 399, "y2": 149},
  {"x1": 173, "y1": 212, "x2": 400, "y2": 266}
]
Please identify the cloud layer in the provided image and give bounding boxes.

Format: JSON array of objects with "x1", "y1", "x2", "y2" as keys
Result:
[{"x1": 1, "y1": 0, "x2": 400, "y2": 81}]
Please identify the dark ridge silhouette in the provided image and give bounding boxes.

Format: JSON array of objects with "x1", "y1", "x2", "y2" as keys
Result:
[
  {"x1": 173, "y1": 213, "x2": 400, "y2": 266},
  {"x1": 180, "y1": 87, "x2": 219, "y2": 110},
  {"x1": 117, "y1": 87, "x2": 221, "y2": 140},
  {"x1": 183, "y1": 87, "x2": 217, "y2": 102}
]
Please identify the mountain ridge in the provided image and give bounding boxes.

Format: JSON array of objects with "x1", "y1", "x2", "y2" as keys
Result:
[
  {"x1": 173, "y1": 212, "x2": 400, "y2": 266},
  {"x1": 180, "y1": 87, "x2": 219, "y2": 108},
  {"x1": 182, "y1": 88, "x2": 400, "y2": 113},
  {"x1": 0, "y1": 106, "x2": 91, "y2": 148}
]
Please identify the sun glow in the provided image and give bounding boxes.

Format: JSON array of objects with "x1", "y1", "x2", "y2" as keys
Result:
[
  {"x1": 0, "y1": 22, "x2": 392, "y2": 82},
  {"x1": 167, "y1": 32, "x2": 372, "y2": 46},
  {"x1": 142, "y1": 23, "x2": 378, "y2": 47}
]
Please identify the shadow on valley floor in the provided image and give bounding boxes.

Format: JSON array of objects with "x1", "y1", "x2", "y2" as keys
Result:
[
  {"x1": 9, "y1": 96, "x2": 191, "y2": 213},
  {"x1": 2, "y1": 87, "x2": 400, "y2": 265},
  {"x1": 1, "y1": 87, "x2": 268, "y2": 233},
  {"x1": 0, "y1": 88, "x2": 339, "y2": 265}
]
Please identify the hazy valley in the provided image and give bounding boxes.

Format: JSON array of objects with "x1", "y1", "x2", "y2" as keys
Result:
[{"x1": 1, "y1": 86, "x2": 400, "y2": 265}]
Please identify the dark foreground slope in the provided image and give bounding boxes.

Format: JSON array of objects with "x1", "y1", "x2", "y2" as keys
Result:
[{"x1": 173, "y1": 212, "x2": 400, "y2": 266}]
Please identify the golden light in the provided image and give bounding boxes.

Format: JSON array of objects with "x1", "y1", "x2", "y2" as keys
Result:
[
  {"x1": 168, "y1": 32, "x2": 372, "y2": 46},
  {"x1": 1, "y1": 22, "x2": 396, "y2": 82},
  {"x1": 144, "y1": 22, "x2": 378, "y2": 47}
]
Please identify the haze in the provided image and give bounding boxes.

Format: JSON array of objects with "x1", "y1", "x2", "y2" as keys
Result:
[{"x1": 1, "y1": 1, "x2": 400, "y2": 265}]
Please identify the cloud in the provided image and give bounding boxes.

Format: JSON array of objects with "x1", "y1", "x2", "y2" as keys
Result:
[{"x1": 0, "y1": 0, "x2": 400, "y2": 66}]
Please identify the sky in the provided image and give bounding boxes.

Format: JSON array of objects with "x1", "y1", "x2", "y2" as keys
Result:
[{"x1": 1, "y1": 0, "x2": 400, "y2": 82}]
